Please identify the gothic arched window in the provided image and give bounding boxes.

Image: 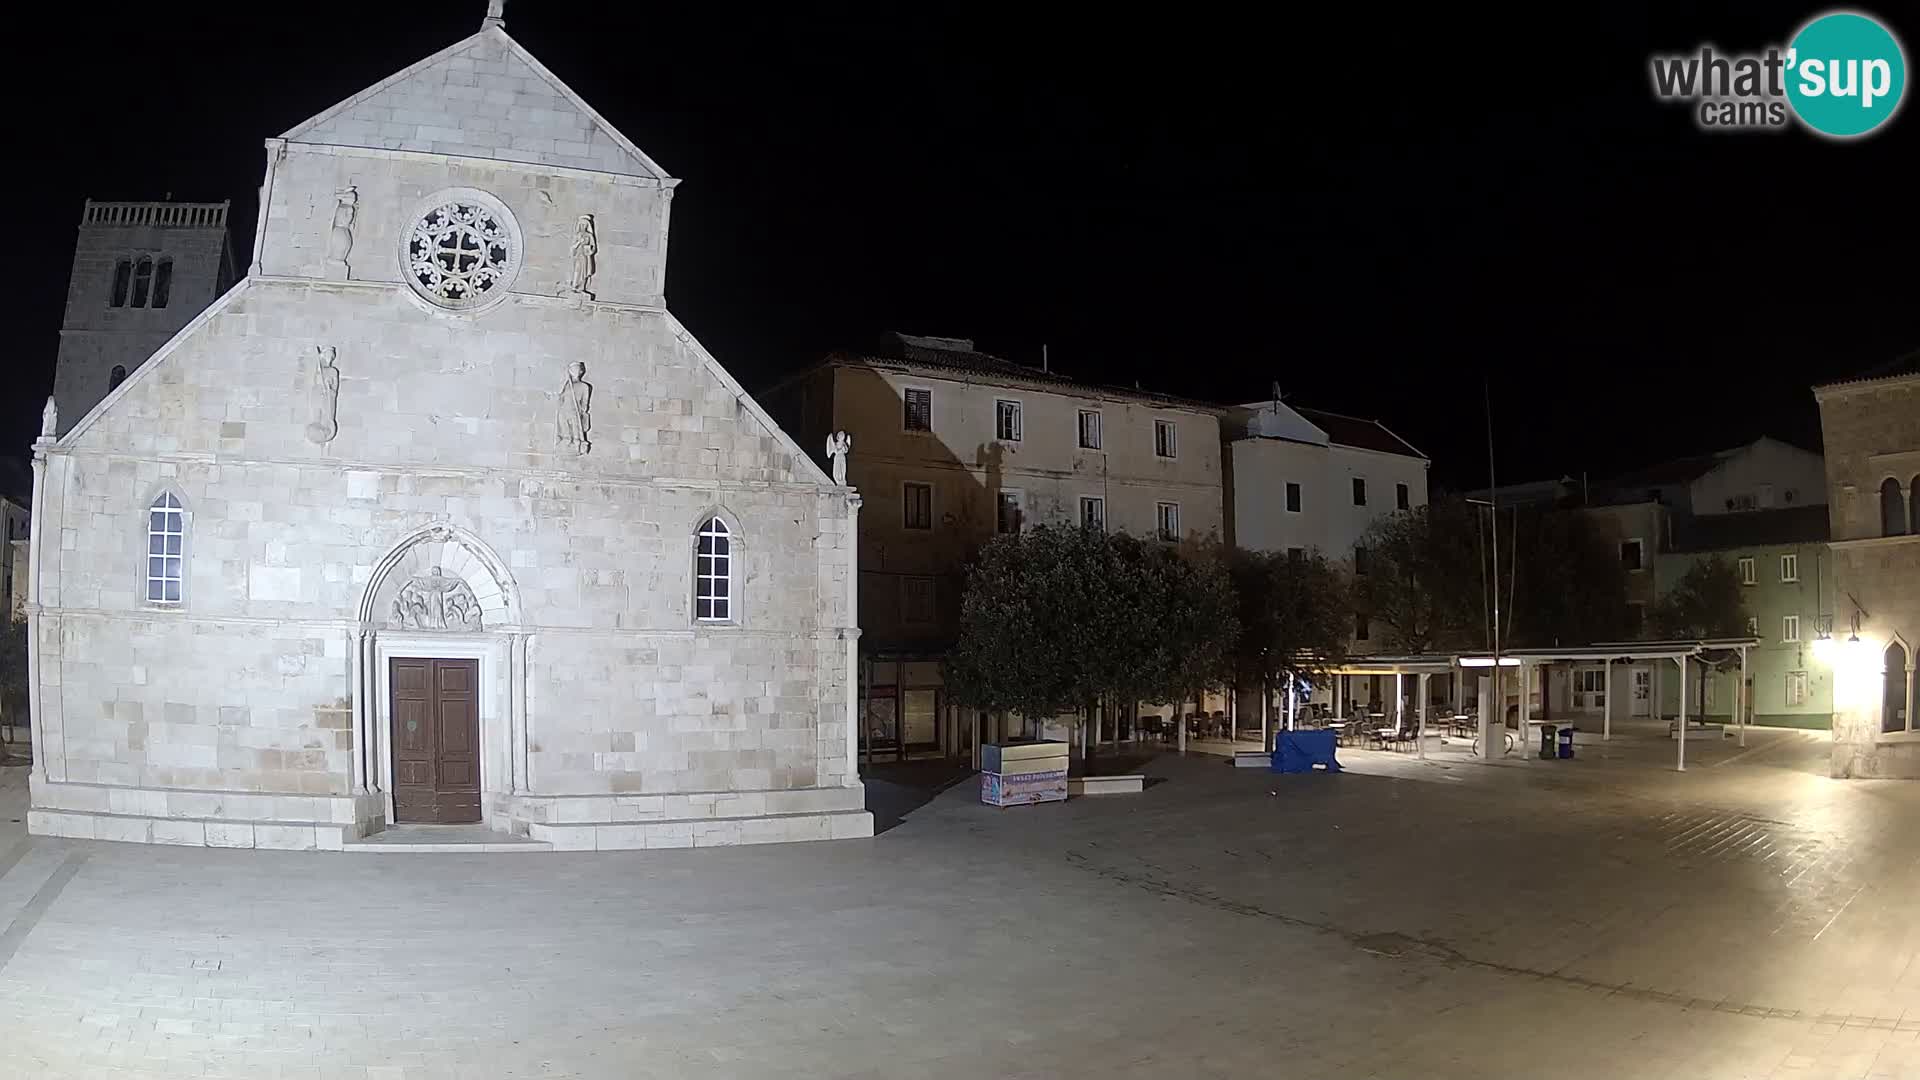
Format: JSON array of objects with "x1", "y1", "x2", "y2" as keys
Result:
[
  {"x1": 695, "y1": 517, "x2": 732, "y2": 622},
  {"x1": 1882, "y1": 477, "x2": 1909, "y2": 537},
  {"x1": 108, "y1": 365, "x2": 128, "y2": 391},
  {"x1": 110, "y1": 259, "x2": 131, "y2": 307},
  {"x1": 1884, "y1": 640, "x2": 1911, "y2": 735},
  {"x1": 146, "y1": 492, "x2": 185, "y2": 604},
  {"x1": 152, "y1": 258, "x2": 174, "y2": 309},
  {"x1": 130, "y1": 256, "x2": 154, "y2": 308}
]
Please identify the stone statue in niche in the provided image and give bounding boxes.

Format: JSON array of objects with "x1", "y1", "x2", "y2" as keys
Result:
[
  {"x1": 564, "y1": 215, "x2": 597, "y2": 300},
  {"x1": 39, "y1": 396, "x2": 57, "y2": 440},
  {"x1": 389, "y1": 566, "x2": 484, "y2": 631},
  {"x1": 324, "y1": 186, "x2": 358, "y2": 281},
  {"x1": 305, "y1": 346, "x2": 340, "y2": 444},
  {"x1": 556, "y1": 361, "x2": 592, "y2": 455},
  {"x1": 825, "y1": 430, "x2": 852, "y2": 485}
]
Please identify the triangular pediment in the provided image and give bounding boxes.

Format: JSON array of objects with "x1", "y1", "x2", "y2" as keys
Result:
[{"x1": 280, "y1": 27, "x2": 671, "y2": 181}]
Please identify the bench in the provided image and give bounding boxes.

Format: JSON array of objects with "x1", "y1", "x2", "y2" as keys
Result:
[{"x1": 1069, "y1": 775, "x2": 1146, "y2": 795}]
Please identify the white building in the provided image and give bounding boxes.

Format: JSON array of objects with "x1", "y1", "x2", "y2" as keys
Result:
[
  {"x1": 1223, "y1": 396, "x2": 1428, "y2": 654},
  {"x1": 24, "y1": 8, "x2": 870, "y2": 850},
  {"x1": 1223, "y1": 396, "x2": 1429, "y2": 562}
]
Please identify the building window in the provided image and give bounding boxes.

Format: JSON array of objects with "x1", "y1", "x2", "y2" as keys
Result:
[
  {"x1": 901, "y1": 576, "x2": 936, "y2": 626},
  {"x1": 145, "y1": 493, "x2": 185, "y2": 604},
  {"x1": 1354, "y1": 612, "x2": 1369, "y2": 641},
  {"x1": 995, "y1": 399, "x2": 1023, "y2": 443},
  {"x1": 1882, "y1": 477, "x2": 1909, "y2": 537},
  {"x1": 1737, "y1": 556, "x2": 1756, "y2": 585},
  {"x1": 1575, "y1": 669, "x2": 1606, "y2": 694},
  {"x1": 110, "y1": 259, "x2": 132, "y2": 307},
  {"x1": 1285, "y1": 482, "x2": 1302, "y2": 513},
  {"x1": 1077, "y1": 410, "x2": 1102, "y2": 450},
  {"x1": 903, "y1": 482, "x2": 933, "y2": 530},
  {"x1": 1154, "y1": 419, "x2": 1177, "y2": 459},
  {"x1": 1353, "y1": 545, "x2": 1370, "y2": 576},
  {"x1": 151, "y1": 258, "x2": 174, "y2": 309},
  {"x1": 1746, "y1": 616, "x2": 1759, "y2": 636},
  {"x1": 903, "y1": 388, "x2": 933, "y2": 432},
  {"x1": 108, "y1": 365, "x2": 128, "y2": 391},
  {"x1": 130, "y1": 256, "x2": 154, "y2": 308},
  {"x1": 1287, "y1": 547, "x2": 1305, "y2": 563},
  {"x1": 1620, "y1": 539, "x2": 1644, "y2": 572},
  {"x1": 1883, "y1": 641, "x2": 1911, "y2": 734},
  {"x1": 1779, "y1": 553, "x2": 1798, "y2": 583},
  {"x1": 1156, "y1": 502, "x2": 1181, "y2": 542},
  {"x1": 1352, "y1": 478, "x2": 1367, "y2": 506},
  {"x1": 1785, "y1": 670, "x2": 1808, "y2": 707},
  {"x1": 1781, "y1": 614, "x2": 1800, "y2": 643},
  {"x1": 996, "y1": 490, "x2": 1024, "y2": 535},
  {"x1": 1079, "y1": 496, "x2": 1105, "y2": 531},
  {"x1": 1396, "y1": 483, "x2": 1410, "y2": 510},
  {"x1": 694, "y1": 516, "x2": 732, "y2": 621}
]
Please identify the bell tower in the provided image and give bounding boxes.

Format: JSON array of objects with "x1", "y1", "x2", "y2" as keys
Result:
[{"x1": 50, "y1": 199, "x2": 236, "y2": 434}]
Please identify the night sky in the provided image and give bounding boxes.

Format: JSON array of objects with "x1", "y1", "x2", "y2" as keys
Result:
[{"x1": 6, "y1": 1, "x2": 1914, "y2": 495}]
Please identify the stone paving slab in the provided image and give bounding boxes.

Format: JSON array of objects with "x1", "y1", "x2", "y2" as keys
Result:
[{"x1": 1, "y1": 730, "x2": 1917, "y2": 1077}]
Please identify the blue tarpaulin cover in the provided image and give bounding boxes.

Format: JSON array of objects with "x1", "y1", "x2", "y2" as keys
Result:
[{"x1": 1273, "y1": 730, "x2": 1340, "y2": 774}]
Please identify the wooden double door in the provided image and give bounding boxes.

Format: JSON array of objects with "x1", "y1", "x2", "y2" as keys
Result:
[{"x1": 389, "y1": 657, "x2": 481, "y2": 823}]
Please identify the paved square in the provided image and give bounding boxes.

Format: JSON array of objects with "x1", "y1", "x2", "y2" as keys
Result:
[{"x1": 5, "y1": 727, "x2": 1920, "y2": 1078}]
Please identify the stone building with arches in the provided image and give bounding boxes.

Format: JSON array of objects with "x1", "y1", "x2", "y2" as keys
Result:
[
  {"x1": 1814, "y1": 353, "x2": 1920, "y2": 778},
  {"x1": 21, "y1": 9, "x2": 870, "y2": 848}
]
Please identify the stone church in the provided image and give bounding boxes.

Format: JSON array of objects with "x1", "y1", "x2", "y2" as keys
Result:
[{"x1": 24, "y1": 6, "x2": 871, "y2": 849}]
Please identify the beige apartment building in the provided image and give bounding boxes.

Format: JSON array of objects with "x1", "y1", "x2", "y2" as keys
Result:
[{"x1": 766, "y1": 333, "x2": 1223, "y2": 758}]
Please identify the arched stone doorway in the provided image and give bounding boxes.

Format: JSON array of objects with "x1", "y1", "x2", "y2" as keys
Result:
[{"x1": 353, "y1": 524, "x2": 528, "y2": 830}]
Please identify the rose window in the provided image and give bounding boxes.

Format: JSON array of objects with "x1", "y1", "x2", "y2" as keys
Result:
[{"x1": 405, "y1": 201, "x2": 516, "y2": 308}]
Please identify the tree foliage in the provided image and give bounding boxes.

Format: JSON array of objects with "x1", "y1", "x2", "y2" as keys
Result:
[
  {"x1": 1650, "y1": 555, "x2": 1749, "y2": 639},
  {"x1": 1229, "y1": 547, "x2": 1351, "y2": 687},
  {"x1": 1354, "y1": 498, "x2": 1487, "y2": 652},
  {"x1": 1504, "y1": 510, "x2": 1633, "y2": 647},
  {"x1": 943, "y1": 525, "x2": 1238, "y2": 718},
  {"x1": 1357, "y1": 495, "x2": 1634, "y2": 652}
]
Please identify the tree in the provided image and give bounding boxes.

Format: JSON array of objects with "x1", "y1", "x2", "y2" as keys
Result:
[
  {"x1": 944, "y1": 525, "x2": 1238, "y2": 735},
  {"x1": 1358, "y1": 496, "x2": 1635, "y2": 652},
  {"x1": 1650, "y1": 555, "x2": 1748, "y2": 639},
  {"x1": 1355, "y1": 497, "x2": 1487, "y2": 653},
  {"x1": 1229, "y1": 547, "x2": 1350, "y2": 711},
  {"x1": 1505, "y1": 509, "x2": 1633, "y2": 647}
]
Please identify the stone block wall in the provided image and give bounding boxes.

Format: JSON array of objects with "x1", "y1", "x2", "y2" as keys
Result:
[
  {"x1": 1816, "y1": 373, "x2": 1920, "y2": 777},
  {"x1": 261, "y1": 145, "x2": 666, "y2": 309},
  {"x1": 34, "y1": 277, "x2": 858, "y2": 833}
]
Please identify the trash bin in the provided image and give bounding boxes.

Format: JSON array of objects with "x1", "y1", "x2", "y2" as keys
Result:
[
  {"x1": 1537, "y1": 724, "x2": 1556, "y2": 759},
  {"x1": 1558, "y1": 725, "x2": 1576, "y2": 760}
]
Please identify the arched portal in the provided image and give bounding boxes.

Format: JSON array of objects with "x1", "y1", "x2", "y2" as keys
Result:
[
  {"x1": 357, "y1": 522, "x2": 522, "y2": 628},
  {"x1": 351, "y1": 524, "x2": 529, "y2": 830}
]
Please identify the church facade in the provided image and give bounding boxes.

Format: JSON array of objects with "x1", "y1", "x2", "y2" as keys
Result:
[{"x1": 23, "y1": 11, "x2": 871, "y2": 849}]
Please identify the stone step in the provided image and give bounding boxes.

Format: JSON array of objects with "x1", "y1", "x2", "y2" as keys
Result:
[{"x1": 342, "y1": 824, "x2": 552, "y2": 853}]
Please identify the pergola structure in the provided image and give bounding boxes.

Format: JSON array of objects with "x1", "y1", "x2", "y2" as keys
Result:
[
  {"x1": 1309, "y1": 638, "x2": 1760, "y2": 772},
  {"x1": 1458, "y1": 637, "x2": 1759, "y2": 771},
  {"x1": 1314, "y1": 655, "x2": 1460, "y2": 761}
]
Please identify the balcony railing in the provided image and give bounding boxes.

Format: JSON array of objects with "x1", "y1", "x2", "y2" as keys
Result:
[{"x1": 82, "y1": 199, "x2": 230, "y2": 229}]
